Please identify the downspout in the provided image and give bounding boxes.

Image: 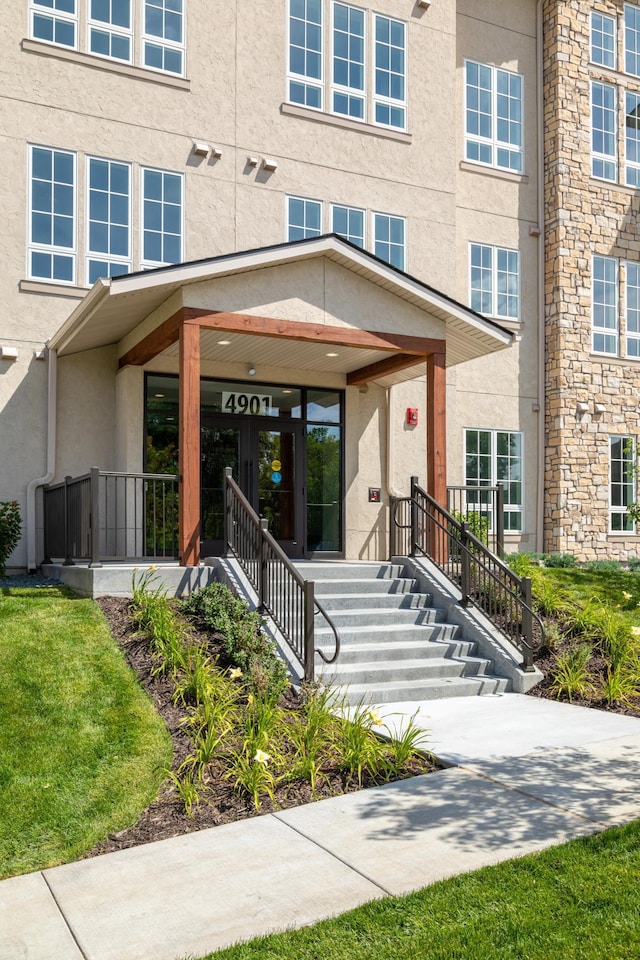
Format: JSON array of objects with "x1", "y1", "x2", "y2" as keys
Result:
[
  {"x1": 535, "y1": 0, "x2": 546, "y2": 553},
  {"x1": 26, "y1": 346, "x2": 57, "y2": 572}
]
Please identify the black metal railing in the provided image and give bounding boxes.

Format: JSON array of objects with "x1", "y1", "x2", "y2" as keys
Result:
[
  {"x1": 43, "y1": 468, "x2": 179, "y2": 564},
  {"x1": 446, "y1": 484, "x2": 505, "y2": 558},
  {"x1": 223, "y1": 467, "x2": 340, "y2": 682},
  {"x1": 391, "y1": 476, "x2": 543, "y2": 670}
]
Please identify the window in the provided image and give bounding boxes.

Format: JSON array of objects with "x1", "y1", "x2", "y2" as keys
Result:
[
  {"x1": 610, "y1": 436, "x2": 635, "y2": 532},
  {"x1": 31, "y1": 0, "x2": 77, "y2": 48},
  {"x1": 331, "y1": 203, "x2": 364, "y2": 247},
  {"x1": 287, "y1": 1, "x2": 406, "y2": 130},
  {"x1": 373, "y1": 15, "x2": 406, "y2": 129},
  {"x1": 625, "y1": 3, "x2": 640, "y2": 76},
  {"x1": 627, "y1": 262, "x2": 640, "y2": 357},
  {"x1": 142, "y1": 0, "x2": 184, "y2": 75},
  {"x1": 626, "y1": 92, "x2": 640, "y2": 186},
  {"x1": 469, "y1": 243, "x2": 519, "y2": 320},
  {"x1": 29, "y1": 0, "x2": 185, "y2": 76},
  {"x1": 464, "y1": 60, "x2": 523, "y2": 173},
  {"x1": 287, "y1": 196, "x2": 322, "y2": 240},
  {"x1": 332, "y1": 3, "x2": 365, "y2": 120},
  {"x1": 465, "y1": 429, "x2": 523, "y2": 533},
  {"x1": 373, "y1": 212, "x2": 405, "y2": 269},
  {"x1": 591, "y1": 81, "x2": 617, "y2": 181},
  {"x1": 89, "y1": 0, "x2": 132, "y2": 61},
  {"x1": 591, "y1": 12, "x2": 616, "y2": 68},
  {"x1": 141, "y1": 167, "x2": 183, "y2": 267},
  {"x1": 86, "y1": 157, "x2": 131, "y2": 284},
  {"x1": 29, "y1": 146, "x2": 76, "y2": 284},
  {"x1": 592, "y1": 255, "x2": 618, "y2": 355}
]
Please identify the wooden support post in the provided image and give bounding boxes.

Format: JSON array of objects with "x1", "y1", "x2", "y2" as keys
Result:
[
  {"x1": 179, "y1": 322, "x2": 201, "y2": 566},
  {"x1": 426, "y1": 352, "x2": 447, "y2": 506}
]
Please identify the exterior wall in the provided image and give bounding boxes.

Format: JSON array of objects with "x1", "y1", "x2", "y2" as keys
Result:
[
  {"x1": 543, "y1": 0, "x2": 640, "y2": 560},
  {"x1": 1, "y1": 0, "x2": 539, "y2": 566},
  {"x1": 451, "y1": 0, "x2": 542, "y2": 552}
]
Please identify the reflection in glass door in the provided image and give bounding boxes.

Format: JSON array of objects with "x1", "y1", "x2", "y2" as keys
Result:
[
  {"x1": 201, "y1": 423, "x2": 240, "y2": 555},
  {"x1": 257, "y1": 430, "x2": 297, "y2": 546}
]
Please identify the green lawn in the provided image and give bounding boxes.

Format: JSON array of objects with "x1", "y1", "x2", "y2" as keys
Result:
[
  {"x1": 196, "y1": 821, "x2": 640, "y2": 960},
  {"x1": 543, "y1": 565, "x2": 640, "y2": 619},
  {"x1": 0, "y1": 586, "x2": 171, "y2": 879}
]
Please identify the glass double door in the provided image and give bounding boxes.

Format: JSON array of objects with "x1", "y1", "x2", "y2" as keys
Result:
[{"x1": 201, "y1": 415, "x2": 304, "y2": 558}]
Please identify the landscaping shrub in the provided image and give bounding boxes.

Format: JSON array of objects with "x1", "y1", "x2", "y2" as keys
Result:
[
  {"x1": 542, "y1": 552, "x2": 577, "y2": 569},
  {"x1": 0, "y1": 500, "x2": 21, "y2": 576},
  {"x1": 181, "y1": 581, "x2": 288, "y2": 699}
]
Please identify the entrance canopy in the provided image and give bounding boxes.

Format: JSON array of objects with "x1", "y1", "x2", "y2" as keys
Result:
[{"x1": 48, "y1": 235, "x2": 513, "y2": 564}]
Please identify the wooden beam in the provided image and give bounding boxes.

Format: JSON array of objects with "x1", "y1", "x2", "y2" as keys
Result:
[
  {"x1": 426, "y1": 352, "x2": 447, "y2": 505},
  {"x1": 347, "y1": 353, "x2": 425, "y2": 386},
  {"x1": 183, "y1": 308, "x2": 443, "y2": 356},
  {"x1": 178, "y1": 322, "x2": 201, "y2": 567},
  {"x1": 118, "y1": 309, "x2": 184, "y2": 368}
]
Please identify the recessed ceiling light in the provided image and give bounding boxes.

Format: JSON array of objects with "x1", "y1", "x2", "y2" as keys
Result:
[
  {"x1": 154, "y1": 393, "x2": 165, "y2": 398},
  {"x1": 217, "y1": 339, "x2": 231, "y2": 345},
  {"x1": 166, "y1": 417, "x2": 175, "y2": 421},
  {"x1": 282, "y1": 389, "x2": 292, "y2": 394},
  {"x1": 326, "y1": 352, "x2": 338, "y2": 357}
]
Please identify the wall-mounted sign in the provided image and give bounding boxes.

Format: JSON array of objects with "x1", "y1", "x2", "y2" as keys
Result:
[
  {"x1": 271, "y1": 471, "x2": 282, "y2": 484},
  {"x1": 221, "y1": 392, "x2": 272, "y2": 415},
  {"x1": 271, "y1": 459, "x2": 282, "y2": 471}
]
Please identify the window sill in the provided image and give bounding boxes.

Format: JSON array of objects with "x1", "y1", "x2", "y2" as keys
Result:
[
  {"x1": 588, "y1": 60, "x2": 640, "y2": 86},
  {"x1": 589, "y1": 350, "x2": 640, "y2": 365},
  {"x1": 20, "y1": 279, "x2": 89, "y2": 298},
  {"x1": 589, "y1": 176, "x2": 640, "y2": 197},
  {"x1": 459, "y1": 160, "x2": 529, "y2": 184},
  {"x1": 22, "y1": 38, "x2": 190, "y2": 90},
  {"x1": 280, "y1": 102, "x2": 412, "y2": 143}
]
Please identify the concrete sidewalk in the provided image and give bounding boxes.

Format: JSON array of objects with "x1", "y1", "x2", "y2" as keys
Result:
[{"x1": 1, "y1": 696, "x2": 639, "y2": 960}]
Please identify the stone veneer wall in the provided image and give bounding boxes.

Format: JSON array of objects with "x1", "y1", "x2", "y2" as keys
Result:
[{"x1": 543, "y1": 0, "x2": 640, "y2": 560}]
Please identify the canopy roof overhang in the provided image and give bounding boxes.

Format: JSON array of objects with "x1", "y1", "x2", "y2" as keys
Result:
[{"x1": 48, "y1": 234, "x2": 513, "y2": 388}]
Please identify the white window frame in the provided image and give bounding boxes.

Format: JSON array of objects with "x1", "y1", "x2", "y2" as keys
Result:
[
  {"x1": 625, "y1": 3, "x2": 640, "y2": 77},
  {"x1": 591, "y1": 80, "x2": 618, "y2": 182},
  {"x1": 464, "y1": 428, "x2": 524, "y2": 534},
  {"x1": 330, "y1": 2, "x2": 366, "y2": 122},
  {"x1": 372, "y1": 211, "x2": 405, "y2": 270},
  {"x1": 469, "y1": 242, "x2": 520, "y2": 321},
  {"x1": 88, "y1": 0, "x2": 133, "y2": 63},
  {"x1": 85, "y1": 156, "x2": 132, "y2": 285},
  {"x1": 140, "y1": 166, "x2": 184, "y2": 269},
  {"x1": 609, "y1": 435, "x2": 636, "y2": 533},
  {"x1": 331, "y1": 203, "x2": 365, "y2": 247},
  {"x1": 626, "y1": 260, "x2": 640, "y2": 358},
  {"x1": 141, "y1": 0, "x2": 186, "y2": 77},
  {"x1": 28, "y1": 144, "x2": 77, "y2": 285},
  {"x1": 287, "y1": 1, "x2": 407, "y2": 131},
  {"x1": 464, "y1": 60, "x2": 524, "y2": 174},
  {"x1": 30, "y1": 0, "x2": 78, "y2": 49},
  {"x1": 286, "y1": 195, "x2": 324, "y2": 241},
  {"x1": 591, "y1": 11, "x2": 616, "y2": 68},
  {"x1": 287, "y1": 0, "x2": 324, "y2": 111},
  {"x1": 592, "y1": 255, "x2": 619, "y2": 355}
]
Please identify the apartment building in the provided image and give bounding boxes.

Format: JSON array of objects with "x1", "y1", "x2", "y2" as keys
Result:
[
  {"x1": 544, "y1": 0, "x2": 640, "y2": 560},
  {"x1": 0, "y1": 1, "x2": 541, "y2": 570}
]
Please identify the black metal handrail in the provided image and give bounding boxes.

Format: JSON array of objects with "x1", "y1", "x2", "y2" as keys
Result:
[
  {"x1": 446, "y1": 484, "x2": 505, "y2": 558},
  {"x1": 391, "y1": 476, "x2": 544, "y2": 671},
  {"x1": 43, "y1": 468, "x2": 178, "y2": 564},
  {"x1": 223, "y1": 467, "x2": 340, "y2": 682}
]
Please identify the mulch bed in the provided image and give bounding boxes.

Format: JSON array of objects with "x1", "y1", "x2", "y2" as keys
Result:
[
  {"x1": 528, "y1": 625, "x2": 640, "y2": 717},
  {"x1": 87, "y1": 597, "x2": 436, "y2": 858}
]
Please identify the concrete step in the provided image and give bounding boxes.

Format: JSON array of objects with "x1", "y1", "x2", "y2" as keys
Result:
[
  {"x1": 320, "y1": 655, "x2": 496, "y2": 687},
  {"x1": 316, "y1": 637, "x2": 477, "y2": 665},
  {"x1": 313, "y1": 577, "x2": 418, "y2": 596},
  {"x1": 296, "y1": 562, "x2": 407, "y2": 581},
  {"x1": 315, "y1": 622, "x2": 459, "y2": 645},
  {"x1": 313, "y1": 591, "x2": 433, "y2": 611},
  {"x1": 336, "y1": 675, "x2": 510, "y2": 705},
  {"x1": 315, "y1": 607, "x2": 444, "y2": 628}
]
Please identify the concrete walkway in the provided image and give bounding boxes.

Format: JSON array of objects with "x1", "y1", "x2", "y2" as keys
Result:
[{"x1": 1, "y1": 695, "x2": 639, "y2": 960}]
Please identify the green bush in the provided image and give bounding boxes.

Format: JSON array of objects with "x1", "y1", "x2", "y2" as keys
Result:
[
  {"x1": 451, "y1": 510, "x2": 490, "y2": 546},
  {"x1": 543, "y1": 552, "x2": 577, "y2": 569},
  {"x1": 0, "y1": 501, "x2": 21, "y2": 576},
  {"x1": 182, "y1": 582, "x2": 288, "y2": 699},
  {"x1": 582, "y1": 559, "x2": 622, "y2": 573}
]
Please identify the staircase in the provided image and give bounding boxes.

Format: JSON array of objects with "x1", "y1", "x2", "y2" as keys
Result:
[{"x1": 296, "y1": 561, "x2": 510, "y2": 704}]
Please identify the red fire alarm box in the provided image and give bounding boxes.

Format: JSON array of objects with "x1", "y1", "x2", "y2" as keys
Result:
[{"x1": 406, "y1": 407, "x2": 419, "y2": 426}]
